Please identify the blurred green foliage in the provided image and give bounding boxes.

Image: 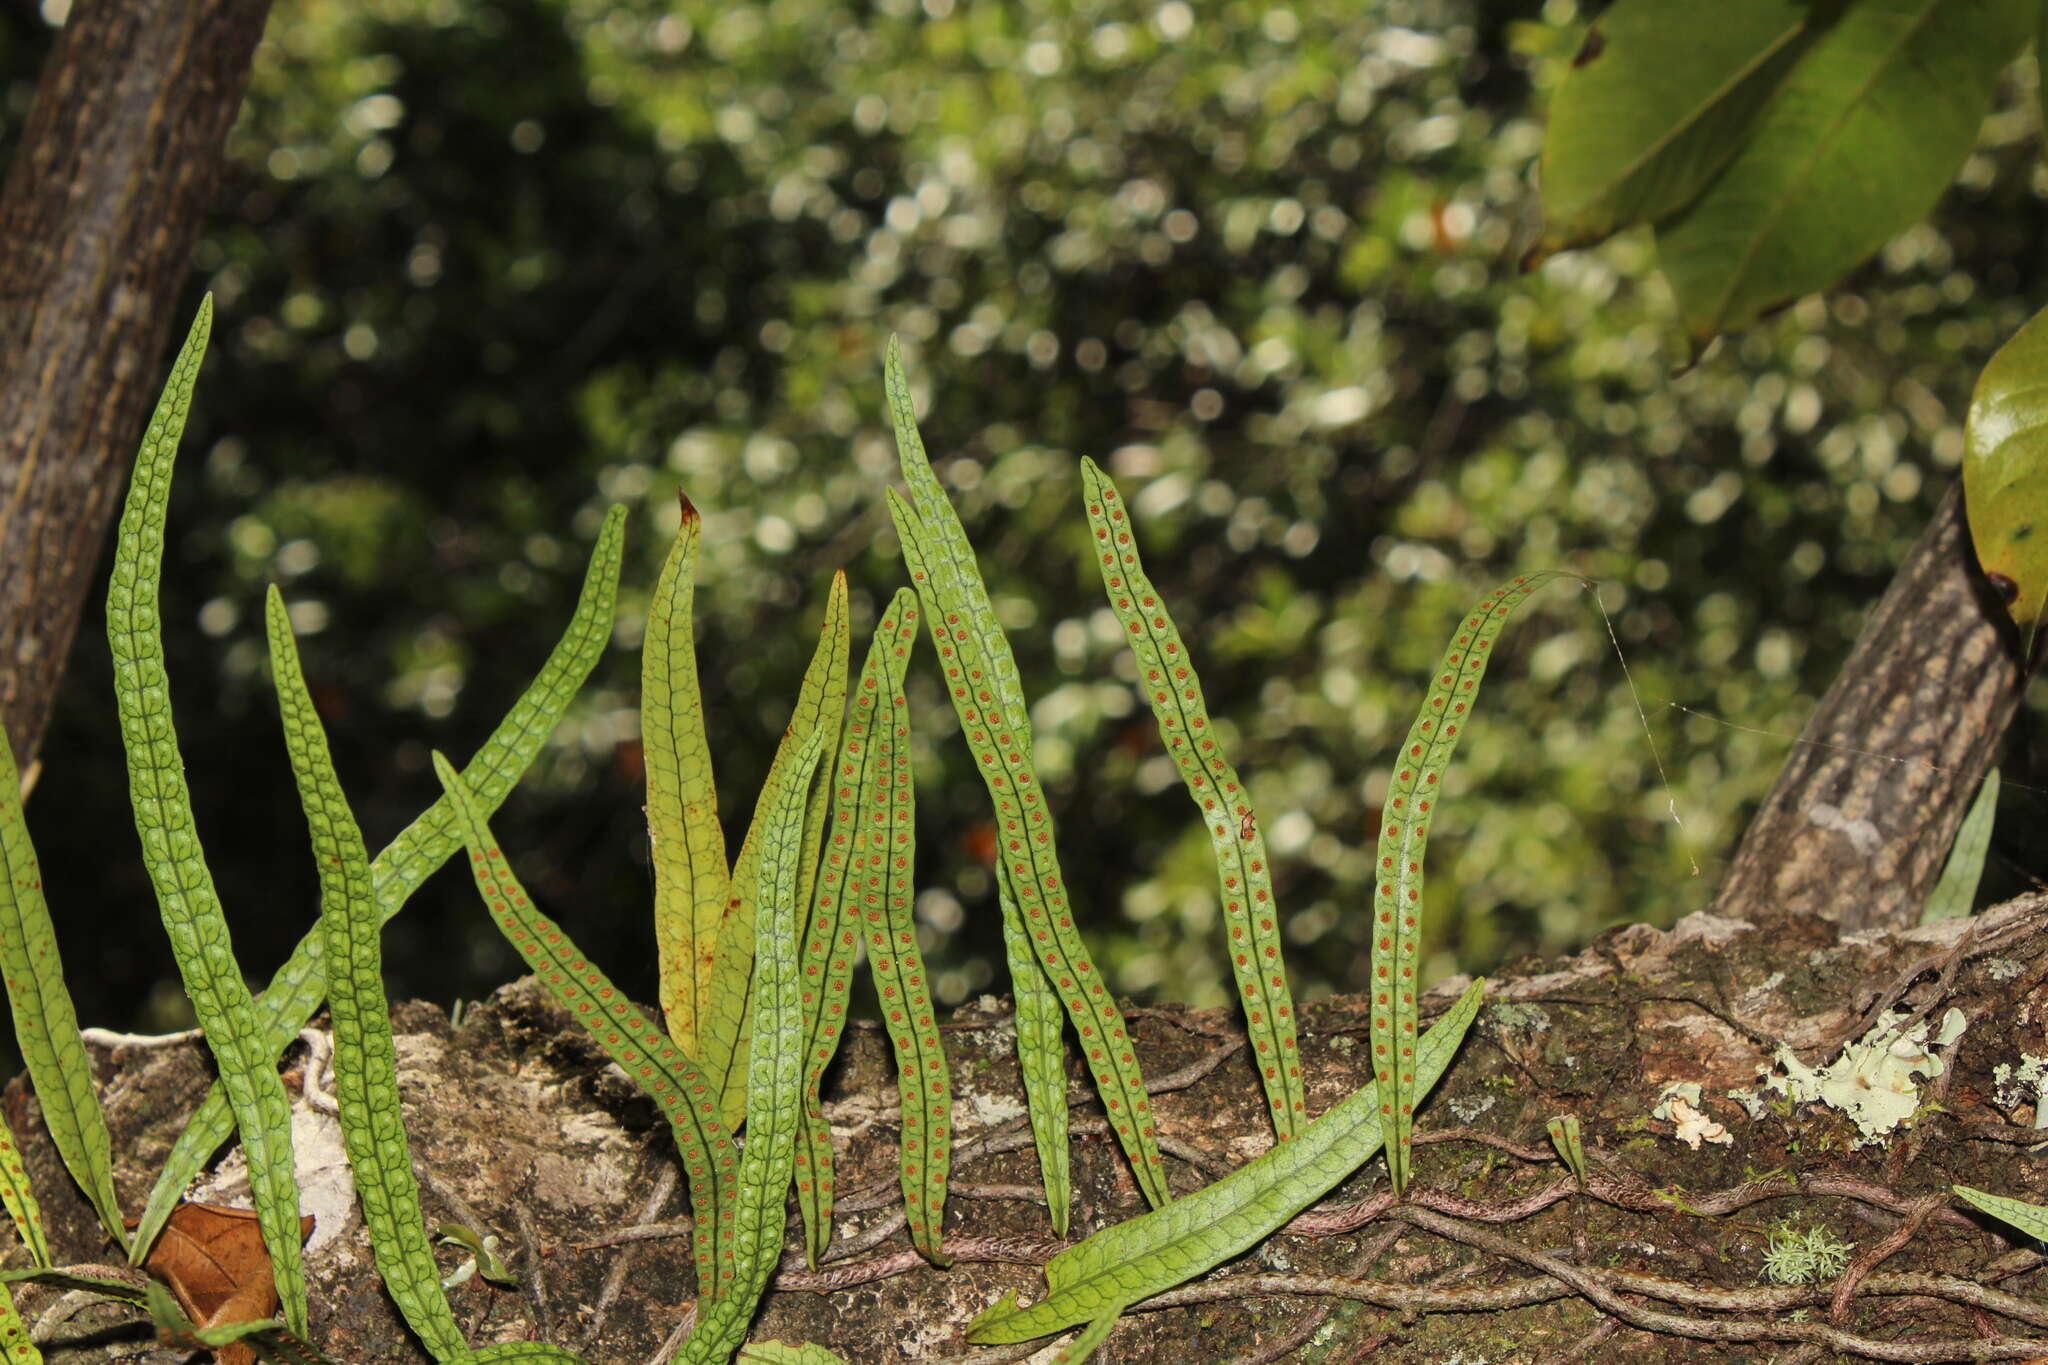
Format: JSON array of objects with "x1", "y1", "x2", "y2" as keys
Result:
[{"x1": 5, "y1": 0, "x2": 2046, "y2": 1041}]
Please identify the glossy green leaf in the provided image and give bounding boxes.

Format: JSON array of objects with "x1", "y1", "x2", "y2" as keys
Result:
[
  {"x1": 1955, "y1": 1184, "x2": 2048, "y2": 1242},
  {"x1": 678, "y1": 732, "x2": 826, "y2": 1365},
  {"x1": 462, "y1": 1343, "x2": 591, "y2": 1365},
  {"x1": 105, "y1": 296, "x2": 308, "y2": 1335},
  {"x1": 135, "y1": 505, "x2": 625, "y2": 1260},
  {"x1": 268, "y1": 587, "x2": 467, "y2": 1362},
  {"x1": 1080, "y1": 460, "x2": 1304, "y2": 1140},
  {"x1": 143, "y1": 1280, "x2": 336, "y2": 1365},
  {"x1": 968, "y1": 978, "x2": 1486, "y2": 1344},
  {"x1": 0, "y1": 1114, "x2": 47, "y2": 1268},
  {"x1": 646, "y1": 494, "x2": 732, "y2": 1062},
  {"x1": 1536, "y1": 0, "x2": 1816, "y2": 254},
  {"x1": 1372, "y1": 574, "x2": 1559, "y2": 1195},
  {"x1": 1921, "y1": 769, "x2": 2000, "y2": 924},
  {"x1": 737, "y1": 1345, "x2": 848, "y2": 1365},
  {"x1": 1653, "y1": 0, "x2": 2031, "y2": 339},
  {"x1": 0, "y1": 1277, "x2": 40, "y2": 1365},
  {"x1": 1000, "y1": 863, "x2": 1072, "y2": 1239},
  {"x1": 0, "y1": 723, "x2": 118, "y2": 1254},
  {"x1": 795, "y1": 589, "x2": 949, "y2": 1266},
  {"x1": 884, "y1": 395, "x2": 1168, "y2": 1214},
  {"x1": 706, "y1": 574, "x2": 851, "y2": 1129},
  {"x1": 1546, "y1": 1115, "x2": 1588, "y2": 1190},
  {"x1": 432, "y1": 754, "x2": 739, "y2": 1304},
  {"x1": 1965, "y1": 301, "x2": 2048, "y2": 627}
]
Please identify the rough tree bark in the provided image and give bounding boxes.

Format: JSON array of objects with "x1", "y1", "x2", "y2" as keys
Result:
[
  {"x1": 0, "y1": 0, "x2": 272, "y2": 775},
  {"x1": 1709, "y1": 483, "x2": 2028, "y2": 934},
  {"x1": 9, "y1": 897, "x2": 2048, "y2": 1362}
]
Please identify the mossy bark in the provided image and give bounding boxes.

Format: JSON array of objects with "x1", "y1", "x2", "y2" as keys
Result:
[{"x1": 8, "y1": 894, "x2": 2048, "y2": 1362}]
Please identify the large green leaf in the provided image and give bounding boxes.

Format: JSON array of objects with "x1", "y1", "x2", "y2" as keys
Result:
[
  {"x1": 1654, "y1": 0, "x2": 2030, "y2": 339},
  {"x1": 1965, "y1": 301, "x2": 2048, "y2": 627},
  {"x1": 968, "y1": 978, "x2": 1486, "y2": 1344},
  {"x1": 1537, "y1": 0, "x2": 1819, "y2": 252}
]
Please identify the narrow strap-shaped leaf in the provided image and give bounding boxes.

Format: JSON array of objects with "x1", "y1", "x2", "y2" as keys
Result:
[
  {"x1": 432, "y1": 754, "x2": 739, "y2": 1304},
  {"x1": 0, "y1": 1276, "x2": 40, "y2": 1365},
  {"x1": 889, "y1": 489, "x2": 1170, "y2": 1209},
  {"x1": 738, "y1": 1345, "x2": 849, "y2": 1365},
  {"x1": 1372, "y1": 574, "x2": 1559, "y2": 1195},
  {"x1": 679, "y1": 732, "x2": 825, "y2": 1365},
  {"x1": 1049, "y1": 1312, "x2": 1120, "y2": 1364},
  {"x1": 1955, "y1": 1184, "x2": 2048, "y2": 1242},
  {"x1": 794, "y1": 589, "x2": 921, "y2": 1265},
  {"x1": 706, "y1": 573, "x2": 852, "y2": 1129},
  {"x1": 105, "y1": 296, "x2": 308, "y2": 1335},
  {"x1": 269, "y1": 587, "x2": 467, "y2": 1362},
  {"x1": 143, "y1": 1281, "x2": 337, "y2": 1365},
  {"x1": 1921, "y1": 768, "x2": 1999, "y2": 924},
  {"x1": 1079, "y1": 460, "x2": 1304, "y2": 1140},
  {"x1": 1546, "y1": 1115, "x2": 1588, "y2": 1191},
  {"x1": 1000, "y1": 863, "x2": 1071, "y2": 1239},
  {"x1": 646, "y1": 494, "x2": 732, "y2": 1061},
  {"x1": 0, "y1": 724, "x2": 122, "y2": 1252},
  {"x1": 968, "y1": 979, "x2": 1486, "y2": 1344},
  {"x1": 0, "y1": 1265, "x2": 150, "y2": 1300},
  {"x1": 846, "y1": 594, "x2": 951, "y2": 1264},
  {"x1": 134, "y1": 505, "x2": 625, "y2": 1260},
  {"x1": 883, "y1": 336, "x2": 1030, "y2": 760},
  {"x1": 0, "y1": 1115, "x2": 48, "y2": 1267}
]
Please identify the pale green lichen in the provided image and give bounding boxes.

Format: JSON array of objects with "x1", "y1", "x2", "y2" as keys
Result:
[
  {"x1": 1991, "y1": 1053, "x2": 2048, "y2": 1129},
  {"x1": 1651, "y1": 1082, "x2": 1731, "y2": 1148},
  {"x1": 1488, "y1": 1001, "x2": 1551, "y2": 1031},
  {"x1": 1760, "y1": 1220, "x2": 1853, "y2": 1285},
  {"x1": 1751, "y1": 1008, "x2": 1966, "y2": 1146}
]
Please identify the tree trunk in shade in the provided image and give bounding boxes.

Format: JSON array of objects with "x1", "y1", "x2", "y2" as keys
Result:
[
  {"x1": 0, "y1": 0, "x2": 272, "y2": 777},
  {"x1": 1709, "y1": 482, "x2": 2029, "y2": 934}
]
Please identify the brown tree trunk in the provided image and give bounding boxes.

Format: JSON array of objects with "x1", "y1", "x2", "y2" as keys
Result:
[
  {"x1": 1709, "y1": 483, "x2": 2028, "y2": 934},
  {"x1": 0, "y1": 0, "x2": 272, "y2": 777}
]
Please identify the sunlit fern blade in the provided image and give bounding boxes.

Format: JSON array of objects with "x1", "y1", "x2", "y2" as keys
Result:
[
  {"x1": 706, "y1": 573, "x2": 852, "y2": 1129},
  {"x1": 433, "y1": 754, "x2": 740, "y2": 1304},
  {"x1": 0, "y1": 722, "x2": 120, "y2": 1254},
  {"x1": 794, "y1": 588, "x2": 923, "y2": 1265},
  {"x1": 676, "y1": 732, "x2": 826, "y2": 1364},
  {"x1": 104, "y1": 296, "x2": 308, "y2": 1333},
  {"x1": 268, "y1": 587, "x2": 467, "y2": 1362},
  {"x1": 132, "y1": 505, "x2": 623, "y2": 1261},
  {"x1": 645, "y1": 494, "x2": 731, "y2": 1062},
  {"x1": 1078, "y1": 459, "x2": 1304, "y2": 1141},
  {"x1": 0, "y1": 1109, "x2": 49, "y2": 1268},
  {"x1": 968, "y1": 979, "x2": 1486, "y2": 1343},
  {"x1": 999, "y1": 865, "x2": 1071, "y2": 1238},
  {"x1": 887, "y1": 484, "x2": 1171, "y2": 1208},
  {"x1": 1371, "y1": 574, "x2": 1558, "y2": 1194}
]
